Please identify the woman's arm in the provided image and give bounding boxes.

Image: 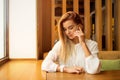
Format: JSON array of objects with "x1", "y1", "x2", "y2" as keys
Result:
[
  {"x1": 84, "y1": 41, "x2": 101, "y2": 74},
  {"x1": 85, "y1": 55, "x2": 100, "y2": 74},
  {"x1": 74, "y1": 27, "x2": 91, "y2": 57},
  {"x1": 41, "y1": 50, "x2": 58, "y2": 72},
  {"x1": 74, "y1": 27, "x2": 100, "y2": 74},
  {"x1": 42, "y1": 41, "x2": 85, "y2": 74},
  {"x1": 80, "y1": 41, "x2": 100, "y2": 74},
  {"x1": 81, "y1": 42, "x2": 91, "y2": 57},
  {"x1": 41, "y1": 42, "x2": 60, "y2": 72}
]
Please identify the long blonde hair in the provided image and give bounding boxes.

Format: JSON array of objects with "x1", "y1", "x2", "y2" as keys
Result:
[{"x1": 58, "y1": 11, "x2": 84, "y2": 63}]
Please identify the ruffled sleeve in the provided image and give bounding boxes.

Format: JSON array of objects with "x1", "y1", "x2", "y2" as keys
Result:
[{"x1": 85, "y1": 40, "x2": 101, "y2": 74}]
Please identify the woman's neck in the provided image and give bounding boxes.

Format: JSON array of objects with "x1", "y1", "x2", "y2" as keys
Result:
[{"x1": 72, "y1": 37, "x2": 79, "y2": 44}]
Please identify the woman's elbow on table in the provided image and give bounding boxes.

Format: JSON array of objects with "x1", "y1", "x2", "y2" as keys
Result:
[
  {"x1": 41, "y1": 63, "x2": 47, "y2": 71},
  {"x1": 86, "y1": 62, "x2": 101, "y2": 74},
  {"x1": 41, "y1": 61, "x2": 58, "y2": 72},
  {"x1": 86, "y1": 69, "x2": 100, "y2": 74}
]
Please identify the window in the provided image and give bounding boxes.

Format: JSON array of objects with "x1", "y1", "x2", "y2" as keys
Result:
[{"x1": 0, "y1": 0, "x2": 9, "y2": 62}]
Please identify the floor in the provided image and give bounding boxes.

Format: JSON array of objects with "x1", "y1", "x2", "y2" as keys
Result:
[{"x1": 0, "y1": 60, "x2": 46, "y2": 80}]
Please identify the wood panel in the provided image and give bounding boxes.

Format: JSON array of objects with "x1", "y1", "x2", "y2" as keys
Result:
[
  {"x1": 118, "y1": 0, "x2": 120, "y2": 50},
  {"x1": 84, "y1": 0, "x2": 91, "y2": 39},
  {"x1": 51, "y1": 0, "x2": 55, "y2": 47},
  {"x1": 98, "y1": 51, "x2": 120, "y2": 59},
  {"x1": 114, "y1": 0, "x2": 120, "y2": 50},
  {"x1": 37, "y1": 0, "x2": 51, "y2": 59},
  {"x1": 50, "y1": 0, "x2": 119, "y2": 53},
  {"x1": 62, "y1": 0, "x2": 66, "y2": 14},
  {"x1": 37, "y1": 0, "x2": 43, "y2": 59},
  {"x1": 42, "y1": 0, "x2": 51, "y2": 52},
  {"x1": 73, "y1": 0, "x2": 79, "y2": 13},
  {"x1": 95, "y1": 0, "x2": 102, "y2": 50},
  {"x1": 105, "y1": 0, "x2": 112, "y2": 50}
]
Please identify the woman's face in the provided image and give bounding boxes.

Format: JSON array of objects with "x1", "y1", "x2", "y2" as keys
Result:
[{"x1": 63, "y1": 20, "x2": 78, "y2": 39}]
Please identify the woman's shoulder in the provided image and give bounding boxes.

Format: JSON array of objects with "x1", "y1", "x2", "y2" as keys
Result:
[
  {"x1": 86, "y1": 39, "x2": 98, "y2": 46},
  {"x1": 52, "y1": 40, "x2": 61, "y2": 49},
  {"x1": 54, "y1": 40, "x2": 61, "y2": 46}
]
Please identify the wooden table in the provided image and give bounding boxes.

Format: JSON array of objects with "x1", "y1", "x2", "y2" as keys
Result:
[{"x1": 46, "y1": 70, "x2": 120, "y2": 80}]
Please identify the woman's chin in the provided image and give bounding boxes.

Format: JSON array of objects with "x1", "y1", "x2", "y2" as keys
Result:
[{"x1": 68, "y1": 36, "x2": 76, "y2": 40}]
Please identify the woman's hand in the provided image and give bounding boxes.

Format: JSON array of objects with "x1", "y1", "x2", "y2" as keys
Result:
[
  {"x1": 74, "y1": 27, "x2": 85, "y2": 44},
  {"x1": 74, "y1": 26, "x2": 91, "y2": 57},
  {"x1": 64, "y1": 66, "x2": 84, "y2": 74}
]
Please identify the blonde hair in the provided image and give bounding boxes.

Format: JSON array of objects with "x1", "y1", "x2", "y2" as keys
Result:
[{"x1": 58, "y1": 11, "x2": 84, "y2": 63}]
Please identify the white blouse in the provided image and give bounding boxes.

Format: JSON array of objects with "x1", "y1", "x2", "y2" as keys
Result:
[{"x1": 41, "y1": 39, "x2": 100, "y2": 74}]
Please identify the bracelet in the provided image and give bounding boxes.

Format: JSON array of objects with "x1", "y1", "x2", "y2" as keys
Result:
[{"x1": 60, "y1": 65, "x2": 65, "y2": 72}]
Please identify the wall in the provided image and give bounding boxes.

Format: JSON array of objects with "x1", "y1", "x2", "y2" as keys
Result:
[{"x1": 9, "y1": 0, "x2": 37, "y2": 59}]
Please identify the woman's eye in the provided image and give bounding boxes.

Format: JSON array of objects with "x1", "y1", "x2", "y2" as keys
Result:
[{"x1": 69, "y1": 26, "x2": 73, "y2": 30}]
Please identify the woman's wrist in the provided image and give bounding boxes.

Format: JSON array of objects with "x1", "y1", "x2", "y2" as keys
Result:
[
  {"x1": 80, "y1": 42, "x2": 91, "y2": 57},
  {"x1": 57, "y1": 65, "x2": 66, "y2": 72},
  {"x1": 80, "y1": 41, "x2": 86, "y2": 46},
  {"x1": 60, "y1": 65, "x2": 65, "y2": 72},
  {"x1": 63, "y1": 66, "x2": 67, "y2": 72}
]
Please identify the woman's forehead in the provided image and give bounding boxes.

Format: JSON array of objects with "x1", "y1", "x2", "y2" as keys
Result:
[{"x1": 63, "y1": 20, "x2": 76, "y2": 27}]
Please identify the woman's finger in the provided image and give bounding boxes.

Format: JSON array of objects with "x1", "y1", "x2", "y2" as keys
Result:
[
  {"x1": 75, "y1": 67, "x2": 82, "y2": 72},
  {"x1": 78, "y1": 27, "x2": 83, "y2": 34}
]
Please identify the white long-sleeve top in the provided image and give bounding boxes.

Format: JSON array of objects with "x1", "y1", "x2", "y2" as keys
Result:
[{"x1": 41, "y1": 39, "x2": 100, "y2": 74}]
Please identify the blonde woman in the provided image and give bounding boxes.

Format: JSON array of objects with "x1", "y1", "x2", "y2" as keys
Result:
[{"x1": 41, "y1": 11, "x2": 100, "y2": 74}]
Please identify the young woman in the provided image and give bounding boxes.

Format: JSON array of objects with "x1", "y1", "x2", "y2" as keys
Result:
[{"x1": 41, "y1": 11, "x2": 100, "y2": 74}]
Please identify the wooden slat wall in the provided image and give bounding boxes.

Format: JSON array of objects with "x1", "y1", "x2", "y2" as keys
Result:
[
  {"x1": 114, "y1": 0, "x2": 120, "y2": 50},
  {"x1": 39, "y1": 0, "x2": 120, "y2": 59},
  {"x1": 84, "y1": 0, "x2": 91, "y2": 39},
  {"x1": 118, "y1": 0, "x2": 120, "y2": 50},
  {"x1": 105, "y1": 0, "x2": 112, "y2": 50},
  {"x1": 51, "y1": 0, "x2": 120, "y2": 51},
  {"x1": 117, "y1": 0, "x2": 120, "y2": 50},
  {"x1": 62, "y1": 0, "x2": 66, "y2": 14},
  {"x1": 73, "y1": 0, "x2": 79, "y2": 13},
  {"x1": 95, "y1": 0, "x2": 102, "y2": 50}
]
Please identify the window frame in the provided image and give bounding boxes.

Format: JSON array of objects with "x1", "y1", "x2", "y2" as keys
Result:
[{"x1": 0, "y1": 0, "x2": 9, "y2": 65}]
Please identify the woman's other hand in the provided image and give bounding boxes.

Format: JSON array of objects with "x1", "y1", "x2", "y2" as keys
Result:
[
  {"x1": 64, "y1": 66, "x2": 84, "y2": 74},
  {"x1": 74, "y1": 26, "x2": 85, "y2": 44}
]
